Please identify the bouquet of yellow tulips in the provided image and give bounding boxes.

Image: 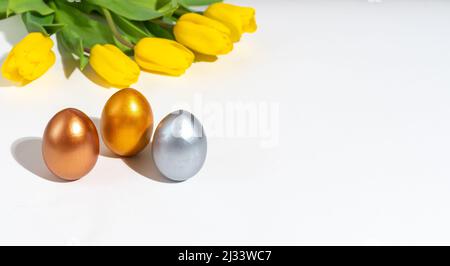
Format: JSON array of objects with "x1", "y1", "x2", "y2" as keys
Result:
[{"x1": 0, "y1": 0, "x2": 257, "y2": 87}]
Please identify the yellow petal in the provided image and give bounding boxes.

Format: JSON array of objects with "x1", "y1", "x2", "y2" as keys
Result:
[
  {"x1": 174, "y1": 14, "x2": 233, "y2": 56},
  {"x1": 90, "y1": 44, "x2": 140, "y2": 88},
  {"x1": 1, "y1": 32, "x2": 55, "y2": 84},
  {"x1": 1, "y1": 52, "x2": 25, "y2": 83},
  {"x1": 135, "y1": 38, "x2": 194, "y2": 76},
  {"x1": 205, "y1": 4, "x2": 243, "y2": 42},
  {"x1": 204, "y1": 3, "x2": 257, "y2": 42},
  {"x1": 22, "y1": 51, "x2": 56, "y2": 81},
  {"x1": 179, "y1": 13, "x2": 231, "y2": 36},
  {"x1": 18, "y1": 50, "x2": 55, "y2": 81}
]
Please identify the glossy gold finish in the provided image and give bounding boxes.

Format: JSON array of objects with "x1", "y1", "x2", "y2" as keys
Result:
[
  {"x1": 101, "y1": 88, "x2": 153, "y2": 157},
  {"x1": 42, "y1": 108, "x2": 99, "y2": 181}
]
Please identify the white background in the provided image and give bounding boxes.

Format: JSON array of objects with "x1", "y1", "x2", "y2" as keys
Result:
[{"x1": 1, "y1": 0, "x2": 450, "y2": 245}]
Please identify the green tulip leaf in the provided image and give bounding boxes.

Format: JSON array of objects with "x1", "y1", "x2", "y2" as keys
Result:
[
  {"x1": 53, "y1": 0, "x2": 115, "y2": 49},
  {"x1": 0, "y1": 0, "x2": 8, "y2": 19},
  {"x1": 178, "y1": 0, "x2": 222, "y2": 7},
  {"x1": 8, "y1": 0, "x2": 53, "y2": 16},
  {"x1": 57, "y1": 29, "x2": 89, "y2": 70},
  {"x1": 51, "y1": 0, "x2": 116, "y2": 69},
  {"x1": 157, "y1": 0, "x2": 178, "y2": 15},
  {"x1": 87, "y1": 0, "x2": 178, "y2": 21},
  {"x1": 145, "y1": 22, "x2": 174, "y2": 40},
  {"x1": 21, "y1": 12, "x2": 64, "y2": 36},
  {"x1": 111, "y1": 13, "x2": 153, "y2": 44}
]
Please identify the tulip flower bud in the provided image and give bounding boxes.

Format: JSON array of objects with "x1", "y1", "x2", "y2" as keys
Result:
[
  {"x1": 204, "y1": 3, "x2": 257, "y2": 42},
  {"x1": 1, "y1": 32, "x2": 56, "y2": 84},
  {"x1": 89, "y1": 44, "x2": 140, "y2": 88},
  {"x1": 135, "y1": 38, "x2": 194, "y2": 76},
  {"x1": 174, "y1": 13, "x2": 233, "y2": 56}
]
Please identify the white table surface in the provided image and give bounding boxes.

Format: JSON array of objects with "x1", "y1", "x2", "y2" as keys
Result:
[{"x1": 1, "y1": 0, "x2": 450, "y2": 245}]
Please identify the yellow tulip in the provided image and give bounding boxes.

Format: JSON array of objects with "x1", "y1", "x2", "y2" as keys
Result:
[
  {"x1": 135, "y1": 37, "x2": 194, "y2": 76},
  {"x1": 174, "y1": 13, "x2": 233, "y2": 56},
  {"x1": 89, "y1": 44, "x2": 140, "y2": 88},
  {"x1": 1, "y1": 32, "x2": 56, "y2": 84},
  {"x1": 204, "y1": 3, "x2": 257, "y2": 42}
]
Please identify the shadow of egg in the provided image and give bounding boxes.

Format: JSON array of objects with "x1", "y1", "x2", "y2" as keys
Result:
[
  {"x1": 90, "y1": 117, "x2": 120, "y2": 159},
  {"x1": 11, "y1": 137, "x2": 68, "y2": 183},
  {"x1": 122, "y1": 143, "x2": 178, "y2": 184}
]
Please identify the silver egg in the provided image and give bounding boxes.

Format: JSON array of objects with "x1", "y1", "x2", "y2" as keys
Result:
[{"x1": 152, "y1": 110, "x2": 207, "y2": 181}]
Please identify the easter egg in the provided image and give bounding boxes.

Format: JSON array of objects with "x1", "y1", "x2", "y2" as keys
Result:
[
  {"x1": 101, "y1": 88, "x2": 153, "y2": 157},
  {"x1": 152, "y1": 110, "x2": 207, "y2": 181},
  {"x1": 42, "y1": 108, "x2": 99, "y2": 181}
]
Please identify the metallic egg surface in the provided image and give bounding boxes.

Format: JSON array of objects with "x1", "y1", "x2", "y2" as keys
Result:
[
  {"x1": 101, "y1": 88, "x2": 153, "y2": 157},
  {"x1": 42, "y1": 108, "x2": 99, "y2": 181},
  {"x1": 152, "y1": 110, "x2": 207, "y2": 181}
]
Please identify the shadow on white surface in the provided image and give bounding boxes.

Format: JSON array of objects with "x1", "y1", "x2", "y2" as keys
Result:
[
  {"x1": 56, "y1": 34, "x2": 111, "y2": 87},
  {"x1": 0, "y1": 53, "x2": 14, "y2": 87},
  {"x1": 90, "y1": 117, "x2": 120, "y2": 158},
  {"x1": 123, "y1": 144, "x2": 178, "y2": 184},
  {"x1": 90, "y1": 117, "x2": 176, "y2": 183},
  {"x1": 11, "y1": 137, "x2": 68, "y2": 183},
  {"x1": 0, "y1": 16, "x2": 27, "y2": 46},
  {"x1": 57, "y1": 39, "x2": 78, "y2": 79},
  {"x1": 82, "y1": 65, "x2": 112, "y2": 89}
]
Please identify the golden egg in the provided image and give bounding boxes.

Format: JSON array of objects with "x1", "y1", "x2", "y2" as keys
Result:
[
  {"x1": 101, "y1": 88, "x2": 153, "y2": 157},
  {"x1": 42, "y1": 108, "x2": 100, "y2": 181}
]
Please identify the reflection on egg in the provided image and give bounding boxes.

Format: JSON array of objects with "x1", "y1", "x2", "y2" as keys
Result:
[
  {"x1": 152, "y1": 110, "x2": 207, "y2": 181},
  {"x1": 42, "y1": 108, "x2": 99, "y2": 181},
  {"x1": 101, "y1": 88, "x2": 153, "y2": 157}
]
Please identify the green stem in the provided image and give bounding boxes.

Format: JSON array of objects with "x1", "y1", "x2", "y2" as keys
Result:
[
  {"x1": 151, "y1": 19, "x2": 174, "y2": 30},
  {"x1": 172, "y1": 7, "x2": 201, "y2": 19},
  {"x1": 102, "y1": 7, "x2": 135, "y2": 49},
  {"x1": 174, "y1": 8, "x2": 189, "y2": 17}
]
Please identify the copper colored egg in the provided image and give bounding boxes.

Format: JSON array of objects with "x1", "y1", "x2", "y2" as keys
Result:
[
  {"x1": 101, "y1": 88, "x2": 153, "y2": 157},
  {"x1": 42, "y1": 108, "x2": 99, "y2": 181}
]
